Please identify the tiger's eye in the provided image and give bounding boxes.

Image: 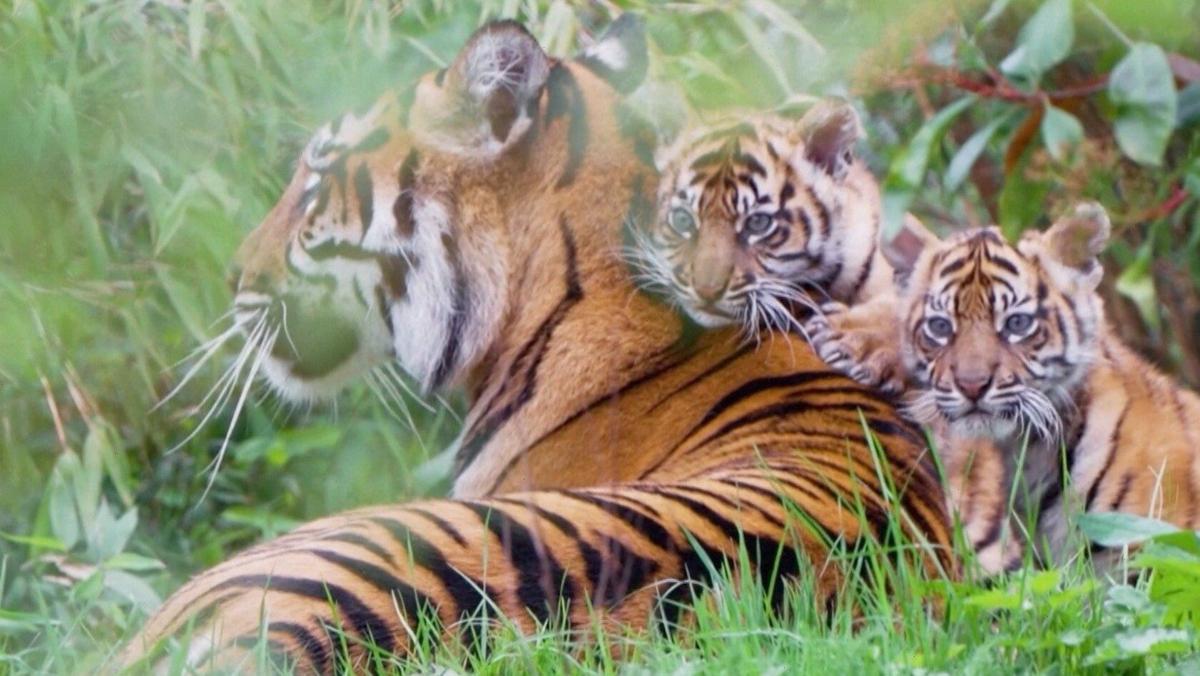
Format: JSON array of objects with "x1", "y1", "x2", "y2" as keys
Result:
[
  {"x1": 667, "y1": 207, "x2": 696, "y2": 237},
  {"x1": 743, "y1": 213, "x2": 774, "y2": 236},
  {"x1": 925, "y1": 316, "x2": 954, "y2": 339},
  {"x1": 1003, "y1": 313, "x2": 1035, "y2": 336}
]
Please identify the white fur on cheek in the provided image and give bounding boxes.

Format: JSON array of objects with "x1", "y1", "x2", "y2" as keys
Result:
[{"x1": 390, "y1": 198, "x2": 456, "y2": 387}]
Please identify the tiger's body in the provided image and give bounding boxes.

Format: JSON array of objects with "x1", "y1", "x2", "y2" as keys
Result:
[
  {"x1": 122, "y1": 18, "x2": 953, "y2": 671},
  {"x1": 811, "y1": 205, "x2": 1200, "y2": 574}
]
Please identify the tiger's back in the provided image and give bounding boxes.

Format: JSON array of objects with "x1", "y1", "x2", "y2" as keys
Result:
[{"x1": 122, "y1": 18, "x2": 953, "y2": 671}]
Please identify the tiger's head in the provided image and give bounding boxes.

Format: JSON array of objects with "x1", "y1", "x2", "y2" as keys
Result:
[
  {"x1": 228, "y1": 17, "x2": 648, "y2": 402},
  {"x1": 896, "y1": 203, "x2": 1112, "y2": 440},
  {"x1": 628, "y1": 101, "x2": 885, "y2": 334}
]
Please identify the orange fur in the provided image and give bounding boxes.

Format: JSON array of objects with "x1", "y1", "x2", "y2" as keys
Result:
[{"x1": 121, "y1": 20, "x2": 953, "y2": 671}]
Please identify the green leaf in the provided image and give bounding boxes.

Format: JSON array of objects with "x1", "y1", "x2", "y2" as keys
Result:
[
  {"x1": 883, "y1": 97, "x2": 975, "y2": 235},
  {"x1": 1114, "y1": 239, "x2": 1161, "y2": 331},
  {"x1": 103, "y1": 570, "x2": 162, "y2": 614},
  {"x1": 979, "y1": 0, "x2": 1013, "y2": 28},
  {"x1": 1028, "y1": 569, "x2": 1061, "y2": 595},
  {"x1": 1177, "y1": 83, "x2": 1200, "y2": 127},
  {"x1": 1109, "y1": 43, "x2": 1179, "y2": 166},
  {"x1": 945, "y1": 112, "x2": 1012, "y2": 192},
  {"x1": 1113, "y1": 628, "x2": 1192, "y2": 656},
  {"x1": 0, "y1": 532, "x2": 66, "y2": 552},
  {"x1": 1078, "y1": 511, "x2": 1180, "y2": 547},
  {"x1": 1040, "y1": 104, "x2": 1083, "y2": 161},
  {"x1": 999, "y1": 0, "x2": 1074, "y2": 82},
  {"x1": 47, "y1": 452, "x2": 81, "y2": 551},
  {"x1": 105, "y1": 552, "x2": 165, "y2": 573}
]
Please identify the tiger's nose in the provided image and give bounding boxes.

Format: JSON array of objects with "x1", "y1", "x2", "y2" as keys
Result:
[
  {"x1": 954, "y1": 372, "x2": 993, "y2": 402},
  {"x1": 693, "y1": 271, "x2": 730, "y2": 302}
]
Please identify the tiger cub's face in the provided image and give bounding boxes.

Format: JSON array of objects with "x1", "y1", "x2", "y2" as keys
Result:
[
  {"x1": 899, "y1": 204, "x2": 1112, "y2": 440},
  {"x1": 630, "y1": 102, "x2": 873, "y2": 333}
]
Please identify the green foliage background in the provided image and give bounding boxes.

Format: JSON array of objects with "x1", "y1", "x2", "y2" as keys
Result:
[{"x1": 1, "y1": 0, "x2": 1199, "y2": 671}]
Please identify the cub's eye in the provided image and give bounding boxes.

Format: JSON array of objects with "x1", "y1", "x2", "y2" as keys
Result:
[
  {"x1": 924, "y1": 316, "x2": 954, "y2": 339},
  {"x1": 667, "y1": 207, "x2": 696, "y2": 237},
  {"x1": 1003, "y1": 313, "x2": 1035, "y2": 336},
  {"x1": 743, "y1": 213, "x2": 775, "y2": 236}
]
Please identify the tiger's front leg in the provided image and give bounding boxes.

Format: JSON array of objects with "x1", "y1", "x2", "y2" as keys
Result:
[{"x1": 804, "y1": 296, "x2": 907, "y2": 396}]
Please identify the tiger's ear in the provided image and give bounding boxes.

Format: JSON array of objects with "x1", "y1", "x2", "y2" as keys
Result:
[
  {"x1": 883, "y1": 213, "x2": 940, "y2": 277},
  {"x1": 446, "y1": 20, "x2": 550, "y2": 153},
  {"x1": 797, "y1": 99, "x2": 862, "y2": 181},
  {"x1": 1038, "y1": 201, "x2": 1111, "y2": 289},
  {"x1": 579, "y1": 14, "x2": 648, "y2": 94}
]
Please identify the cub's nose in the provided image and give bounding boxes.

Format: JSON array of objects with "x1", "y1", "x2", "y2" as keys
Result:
[{"x1": 954, "y1": 372, "x2": 993, "y2": 402}]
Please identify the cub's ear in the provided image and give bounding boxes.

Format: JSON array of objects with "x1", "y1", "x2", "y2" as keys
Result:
[
  {"x1": 883, "y1": 213, "x2": 940, "y2": 277},
  {"x1": 797, "y1": 98, "x2": 862, "y2": 181},
  {"x1": 579, "y1": 14, "x2": 648, "y2": 94},
  {"x1": 441, "y1": 20, "x2": 550, "y2": 154},
  {"x1": 1038, "y1": 201, "x2": 1111, "y2": 289}
]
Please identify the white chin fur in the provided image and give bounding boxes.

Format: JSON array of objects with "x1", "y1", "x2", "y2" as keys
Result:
[{"x1": 684, "y1": 305, "x2": 737, "y2": 329}]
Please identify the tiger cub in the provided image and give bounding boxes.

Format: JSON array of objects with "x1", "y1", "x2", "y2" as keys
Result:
[
  {"x1": 627, "y1": 101, "x2": 894, "y2": 340},
  {"x1": 812, "y1": 203, "x2": 1200, "y2": 574}
]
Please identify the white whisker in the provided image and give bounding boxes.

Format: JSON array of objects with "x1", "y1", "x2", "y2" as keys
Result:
[{"x1": 198, "y1": 325, "x2": 278, "y2": 503}]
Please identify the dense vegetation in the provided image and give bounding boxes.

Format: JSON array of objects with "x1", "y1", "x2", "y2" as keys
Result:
[{"x1": 1, "y1": 0, "x2": 1198, "y2": 672}]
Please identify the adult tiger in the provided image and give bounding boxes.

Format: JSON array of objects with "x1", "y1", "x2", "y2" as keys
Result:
[
  {"x1": 121, "y1": 17, "x2": 953, "y2": 671},
  {"x1": 809, "y1": 204, "x2": 1200, "y2": 574}
]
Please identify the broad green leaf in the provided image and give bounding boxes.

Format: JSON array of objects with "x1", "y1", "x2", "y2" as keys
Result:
[
  {"x1": 727, "y1": 10, "x2": 791, "y2": 99},
  {"x1": 883, "y1": 97, "x2": 975, "y2": 235},
  {"x1": 1040, "y1": 104, "x2": 1083, "y2": 161},
  {"x1": 999, "y1": 0, "x2": 1074, "y2": 81},
  {"x1": 945, "y1": 112, "x2": 1012, "y2": 192},
  {"x1": 1113, "y1": 628, "x2": 1191, "y2": 656},
  {"x1": 0, "y1": 532, "x2": 66, "y2": 552},
  {"x1": 1114, "y1": 240, "x2": 1161, "y2": 331},
  {"x1": 964, "y1": 587, "x2": 1023, "y2": 610},
  {"x1": 47, "y1": 452, "x2": 81, "y2": 551},
  {"x1": 1109, "y1": 43, "x2": 1179, "y2": 166},
  {"x1": 1078, "y1": 511, "x2": 1180, "y2": 547},
  {"x1": 1028, "y1": 569, "x2": 1061, "y2": 595},
  {"x1": 103, "y1": 570, "x2": 162, "y2": 613}
]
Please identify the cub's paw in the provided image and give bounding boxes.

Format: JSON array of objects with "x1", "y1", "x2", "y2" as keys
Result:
[{"x1": 804, "y1": 303, "x2": 904, "y2": 396}]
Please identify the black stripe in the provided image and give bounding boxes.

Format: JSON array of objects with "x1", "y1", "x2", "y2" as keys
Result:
[
  {"x1": 565, "y1": 491, "x2": 675, "y2": 546},
  {"x1": 466, "y1": 503, "x2": 575, "y2": 624},
  {"x1": 545, "y1": 66, "x2": 588, "y2": 189},
  {"x1": 354, "y1": 162, "x2": 374, "y2": 230},
  {"x1": 1085, "y1": 402, "x2": 1128, "y2": 510},
  {"x1": 431, "y1": 232, "x2": 467, "y2": 389},
  {"x1": 320, "y1": 532, "x2": 397, "y2": 567},
  {"x1": 268, "y1": 621, "x2": 330, "y2": 673},
  {"x1": 644, "y1": 345, "x2": 755, "y2": 414},
  {"x1": 460, "y1": 219, "x2": 584, "y2": 480},
  {"x1": 408, "y1": 508, "x2": 468, "y2": 547},
  {"x1": 697, "y1": 371, "x2": 842, "y2": 430},
  {"x1": 394, "y1": 150, "x2": 419, "y2": 237},
  {"x1": 215, "y1": 574, "x2": 396, "y2": 655},
  {"x1": 309, "y1": 548, "x2": 435, "y2": 620},
  {"x1": 847, "y1": 240, "x2": 876, "y2": 303},
  {"x1": 1109, "y1": 472, "x2": 1134, "y2": 511},
  {"x1": 365, "y1": 516, "x2": 490, "y2": 649}
]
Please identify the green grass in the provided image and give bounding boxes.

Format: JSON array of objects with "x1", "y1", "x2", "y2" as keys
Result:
[{"x1": 1, "y1": 0, "x2": 1199, "y2": 673}]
